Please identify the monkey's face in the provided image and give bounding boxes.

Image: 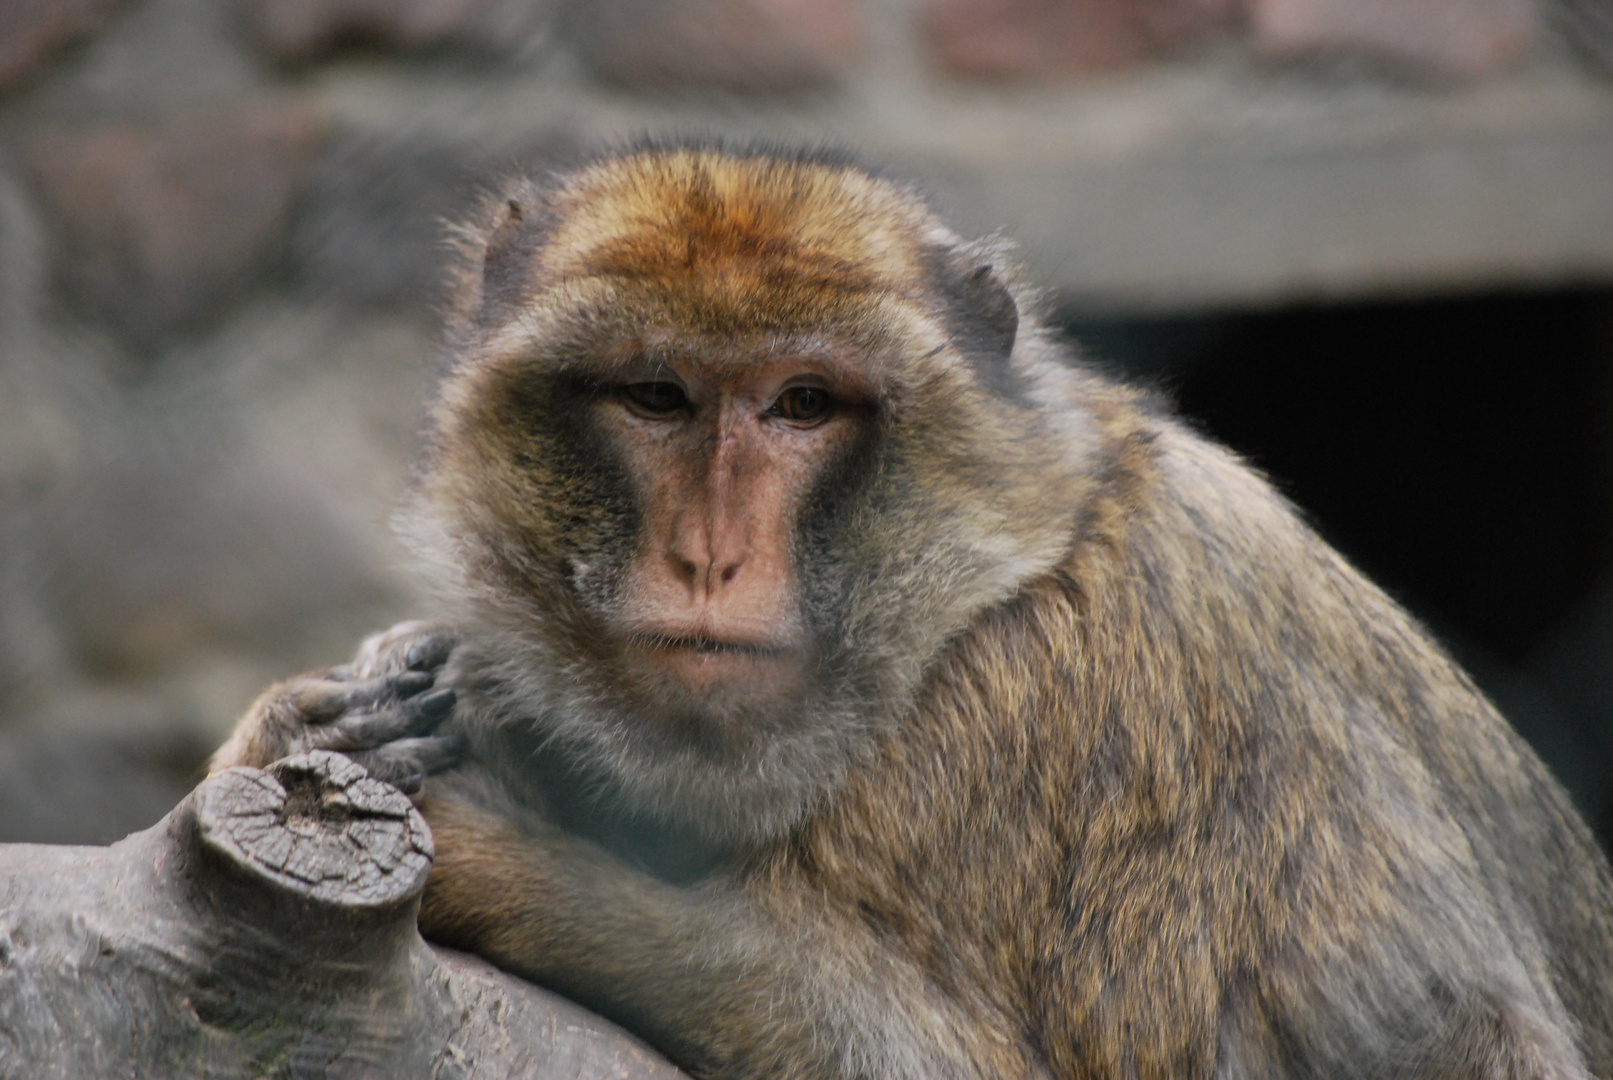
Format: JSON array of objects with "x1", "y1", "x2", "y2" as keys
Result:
[
  {"x1": 405, "y1": 148, "x2": 1098, "y2": 839},
  {"x1": 584, "y1": 343, "x2": 875, "y2": 728},
  {"x1": 432, "y1": 325, "x2": 887, "y2": 750}
]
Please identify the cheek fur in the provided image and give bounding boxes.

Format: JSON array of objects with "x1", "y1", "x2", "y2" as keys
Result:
[
  {"x1": 478, "y1": 367, "x2": 644, "y2": 611},
  {"x1": 554, "y1": 416, "x2": 642, "y2": 614},
  {"x1": 794, "y1": 421, "x2": 883, "y2": 641}
]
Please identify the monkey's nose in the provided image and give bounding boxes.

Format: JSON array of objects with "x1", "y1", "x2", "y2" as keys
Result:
[{"x1": 667, "y1": 527, "x2": 747, "y2": 598}]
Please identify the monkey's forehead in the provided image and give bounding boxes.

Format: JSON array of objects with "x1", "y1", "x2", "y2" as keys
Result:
[{"x1": 537, "y1": 150, "x2": 950, "y2": 294}]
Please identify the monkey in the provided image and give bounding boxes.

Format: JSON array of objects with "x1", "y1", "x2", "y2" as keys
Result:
[{"x1": 211, "y1": 143, "x2": 1613, "y2": 1080}]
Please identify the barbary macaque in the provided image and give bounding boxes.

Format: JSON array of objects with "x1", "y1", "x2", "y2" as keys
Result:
[{"x1": 213, "y1": 144, "x2": 1613, "y2": 1080}]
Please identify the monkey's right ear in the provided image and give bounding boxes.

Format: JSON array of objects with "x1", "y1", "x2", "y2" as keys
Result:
[{"x1": 477, "y1": 196, "x2": 542, "y2": 321}]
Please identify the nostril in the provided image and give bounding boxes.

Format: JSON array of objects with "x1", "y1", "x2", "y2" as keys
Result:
[
  {"x1": 669, "y1": 550, "x2": 702, "y2": 586},
  {"x1": 719, "y1": 562, "x2": 742, "y2": 586}
]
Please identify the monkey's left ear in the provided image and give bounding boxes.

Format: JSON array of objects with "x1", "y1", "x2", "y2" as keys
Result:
[
  {"x1": 957, "y1": 264, "x2": 1019, "y2": 361},
  {"x1": 932, "y1": 255, "x2": 1022, "y2": 398}
]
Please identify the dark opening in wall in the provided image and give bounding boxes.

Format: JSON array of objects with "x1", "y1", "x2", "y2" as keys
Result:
[{"x1": 1064, "y1": 289, "x2": 1613, "y2": 844}]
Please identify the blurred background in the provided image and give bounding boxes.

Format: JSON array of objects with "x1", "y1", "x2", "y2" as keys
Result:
[{"x1": 0, "y1": 0, "x2": 1611, "y2": 846}]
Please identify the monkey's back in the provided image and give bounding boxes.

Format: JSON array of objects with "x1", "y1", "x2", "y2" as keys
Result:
[{"x1": 806, "y1": 405, "x2": 1613, "y2": 1080}]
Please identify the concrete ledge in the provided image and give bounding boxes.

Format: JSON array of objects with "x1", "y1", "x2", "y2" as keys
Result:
[{"x1": 315, "y1": 52, "x2": 1613, "y2": 314}]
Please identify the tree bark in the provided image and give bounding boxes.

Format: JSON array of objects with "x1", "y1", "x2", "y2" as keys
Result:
[{"x1": 0, "y1": 750, "x2": 685, "y2": 1079}]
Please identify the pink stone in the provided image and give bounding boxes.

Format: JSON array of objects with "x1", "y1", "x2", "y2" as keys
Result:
[
  {"x1": 574, "y1": 0, "x2": 865, "y2": 92},
  {"x1": 1251, "y1": 0, "x2": 1538, "y2": 77},
  {"x1": 923, "y1": 0, "x2": 1239, "y2": 78}
]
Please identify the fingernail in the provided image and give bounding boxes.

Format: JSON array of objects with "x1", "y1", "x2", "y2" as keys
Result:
[
  {"x1": 417, "y1": 688, "x2": 456, "y2": 716},
  {"x1": 406, "y1": 637, "x2": 452, "y2": 670}
]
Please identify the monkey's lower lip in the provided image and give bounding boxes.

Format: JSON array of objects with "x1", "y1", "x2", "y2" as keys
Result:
[{"x1": 624, "y1": 632, "x2": 803, "y2": 694}]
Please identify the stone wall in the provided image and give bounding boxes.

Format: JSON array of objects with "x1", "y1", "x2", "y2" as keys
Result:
[{"x1": 0, "y1": 0, "x2": 1608, "y2": 843}]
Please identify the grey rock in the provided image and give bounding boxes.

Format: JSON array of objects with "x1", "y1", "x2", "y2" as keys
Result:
[
  {"x1": 0, "y1": 0, "x2": 122, "y2": 90},
  {"x1": 295, "y1": 128, "x2": 573, "y2": 308},
  {"x1": 245, "y1": 0, "x2": 559, "y2": 62},
  {"x1": 0, "y1": 725, "x2": 207, "y2": 845},
  {"x1": 25, "y1": 105, "x2": 328, "y2": 346}
]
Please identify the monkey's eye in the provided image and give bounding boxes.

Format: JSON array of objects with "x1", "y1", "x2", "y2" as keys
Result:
[
  {"x1": 768, "y1": 386, "x2": 834, "y2": 423},
  {"x1": 622, "y1": 382, "x2": 689, "y2": 415}
]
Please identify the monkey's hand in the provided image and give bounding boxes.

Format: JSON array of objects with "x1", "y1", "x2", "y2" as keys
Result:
[
  {"x1": 209, "y1": 620, "x2": 465, "y2": 793},
  {"x1": 413, "y1": 795, "x2": 993, "y2": 1080}
]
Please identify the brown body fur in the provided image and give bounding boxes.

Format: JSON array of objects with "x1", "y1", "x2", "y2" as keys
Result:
[{"x1": 215, "y1": 145, "x2": 1613, "y2": 1080}]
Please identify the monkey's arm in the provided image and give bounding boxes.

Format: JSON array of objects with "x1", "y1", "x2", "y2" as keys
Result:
[
  {"x1": 417, "y1": 796, "x2": 1006, "y2": 1080},
  {"x1": 209, "y1": 621, "x2": 464, "y2": 791}
]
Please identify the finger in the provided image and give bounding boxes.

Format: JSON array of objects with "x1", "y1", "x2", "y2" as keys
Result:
[
  {"x1": 405, "y1": 632, "x2": 458, "y2": 672},
  {"x1": 292, "y1": 671, "x2": 437, "y2": 724},
  {"x1": 320, "y1": 689, "x2": 457, "y2": 751},
  {"x1": 392, "y1": 671, "x2": 438, "y2": 698},
  {"x1": 351, "y1": 734, "x2": 467, "y2": 793}
]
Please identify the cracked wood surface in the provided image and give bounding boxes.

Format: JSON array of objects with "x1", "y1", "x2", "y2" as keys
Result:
[{"x1": 0, "y1": 751, "x2": 685, "y2": 1080}]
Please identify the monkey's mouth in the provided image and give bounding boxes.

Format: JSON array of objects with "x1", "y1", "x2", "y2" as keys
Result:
[
  {"x1": 620, "y1": 628, "x2": 805, "y2": 698},
  {"x1": 628, "y1": 632, "x2": 793, "y2": 659}
]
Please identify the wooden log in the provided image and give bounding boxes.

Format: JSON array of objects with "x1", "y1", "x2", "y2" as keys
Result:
[{"x1": 0, "y1": 750, "x2": 685, "y2": 1079}]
